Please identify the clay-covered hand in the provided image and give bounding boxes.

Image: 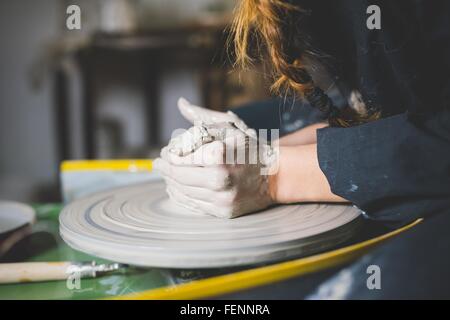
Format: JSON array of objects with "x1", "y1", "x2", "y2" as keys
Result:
[
  {"x1": 153, "y1": 99, "x2": 278, "y2": 219},
  {"x1": 177, "y1": 97, "x2": 256, "y2": 133},
  {"x1": 154, "y1": 130, "x2": 277, "y2": 218},
  {"x1": 168, "y1": 98, "x2": 256, "y2": 156}
]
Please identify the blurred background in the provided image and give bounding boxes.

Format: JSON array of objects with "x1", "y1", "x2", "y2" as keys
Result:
[{"x1": 0, "y1": 0, "x2": 271, "y2": 203}]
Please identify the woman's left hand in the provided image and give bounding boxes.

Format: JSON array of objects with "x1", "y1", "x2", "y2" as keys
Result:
[{"x1": 154, "y1": 125, "x2": 278, "y2": 218}]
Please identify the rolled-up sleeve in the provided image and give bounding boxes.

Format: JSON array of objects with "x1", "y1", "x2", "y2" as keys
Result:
[{"x1": 317, "y1": 110, "x2": 450, "y2": 224}]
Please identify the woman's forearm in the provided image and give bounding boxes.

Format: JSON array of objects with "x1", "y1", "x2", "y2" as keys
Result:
[
  {"x1": 269, "y1": 144, "x2": 347, "y2": 204},
  {"x1": 278, "y1": 122, "x2": 328, "y2": 146}
]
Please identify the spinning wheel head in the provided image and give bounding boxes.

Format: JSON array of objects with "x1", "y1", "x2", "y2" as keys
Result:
[{"x1": 59, "y1": 181, "x2": 361, "y2": 268}]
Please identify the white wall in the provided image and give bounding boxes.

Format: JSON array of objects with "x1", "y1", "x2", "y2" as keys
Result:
[
  {"x1": 0, "y1": 0, "x2": 60, "y2": 201},
  {"x1": 0, "y1": 0, "x2": 223, "y2": 201}
]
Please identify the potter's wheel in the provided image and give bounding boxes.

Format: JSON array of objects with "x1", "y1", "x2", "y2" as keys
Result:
[{"x1": 59, "y1": 181, "x2": 361, "y2": 268}]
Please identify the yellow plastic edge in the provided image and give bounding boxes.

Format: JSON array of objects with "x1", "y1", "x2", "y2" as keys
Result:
[
  {"x1": 60, "y1": 159, "x2": 152, "y2": 172},
  {"x1": 114, "y1": 218, "x2": 422, "y2": 300}
]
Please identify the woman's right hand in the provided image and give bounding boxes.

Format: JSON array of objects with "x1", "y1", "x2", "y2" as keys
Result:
[
  {"x1": 278, "y1": 122, "x2": 328, "y2": 146},
  {"x1": 271, "y1": 144, "x2": 347, "y2": 204}
]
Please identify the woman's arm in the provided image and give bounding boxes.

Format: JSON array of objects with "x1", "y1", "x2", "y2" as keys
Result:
[
  {"x1": 315, "y1": 110, "x2": 450, "y2": 224},
  {"x1": 278, "y1": 123, "x2": 328, "y2": 146},
  {"x1": 269, "y1": 144, "x2": 347, "y2": 203}
]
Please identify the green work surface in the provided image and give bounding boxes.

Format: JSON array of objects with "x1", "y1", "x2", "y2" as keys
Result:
[
  {"x1": 0, "y1": 204, "x2": 386, "y2": 300},
  {"x1": 0, "y1": 204, "x2": 171, "y2": 300}
]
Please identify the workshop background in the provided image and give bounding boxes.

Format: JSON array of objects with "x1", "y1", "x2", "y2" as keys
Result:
[{"x1": 0, "y1": 0, "x2": 270, "y2": 203}]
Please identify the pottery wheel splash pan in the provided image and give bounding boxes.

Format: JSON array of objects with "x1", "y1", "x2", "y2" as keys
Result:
[{"x1": 59, "y1": 181, "x2": 361, "y2": 268}]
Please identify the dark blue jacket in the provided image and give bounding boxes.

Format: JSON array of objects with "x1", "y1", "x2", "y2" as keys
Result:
[{"x1": 304, "y1": 0, "x2": 450, "y2": 224}]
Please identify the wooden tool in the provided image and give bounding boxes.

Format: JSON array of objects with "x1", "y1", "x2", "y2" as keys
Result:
[{"x1": 0, "y1": 261, "x2": 127, "y2": 284}]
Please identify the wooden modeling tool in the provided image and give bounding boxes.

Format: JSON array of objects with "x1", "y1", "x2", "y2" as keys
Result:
[{"x1": 0, "y1": 261, "x2": 127, "y2": 284}]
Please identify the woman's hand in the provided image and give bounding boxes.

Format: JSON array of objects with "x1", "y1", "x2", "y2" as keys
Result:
[
  {"x1": 176, "y1": 97, "x2": 257, "y2": 140},
  {"x1": 278, "y1": 122, "x2": 328, "y2": 146},
  {"x1": 153, "y1": 98, "x2": 277, "y2": 218},
  {"x1": 272, "y1": 144, "x2": 347, "y2": 204},
  {"x1": 154, "y1": 134, "x2": 277, "y2": 218}
]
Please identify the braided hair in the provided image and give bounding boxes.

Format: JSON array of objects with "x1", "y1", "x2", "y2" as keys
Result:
[{"x1": 229, "y1": 0, "x2": 380, "y2": 127}]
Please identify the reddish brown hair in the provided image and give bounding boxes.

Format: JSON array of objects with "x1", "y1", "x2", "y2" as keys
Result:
[{"x1": 229, "y1": 0, "x2": 380, "y2": 127}]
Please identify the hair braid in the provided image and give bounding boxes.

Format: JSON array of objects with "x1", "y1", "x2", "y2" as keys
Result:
[{"x1": 230, "y1": 0, "x2": 380, "y2": 127}]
